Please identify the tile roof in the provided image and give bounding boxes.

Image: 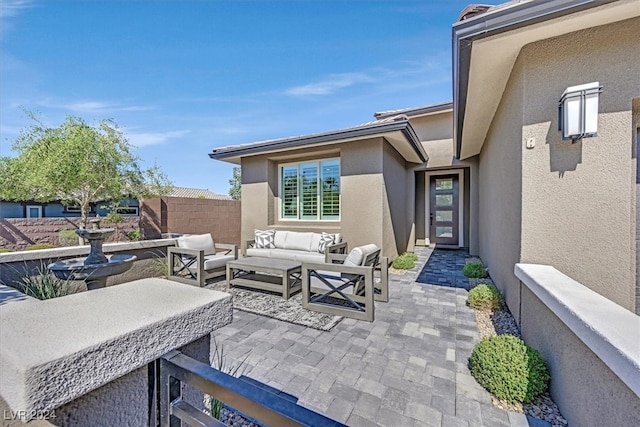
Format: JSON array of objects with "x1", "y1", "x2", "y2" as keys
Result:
[{"x1": 167, "y1": 187, "x2": 232, "y2": 200}]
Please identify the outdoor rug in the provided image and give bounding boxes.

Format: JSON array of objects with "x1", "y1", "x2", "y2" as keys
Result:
[{"x1": 205, "y1": 281, "x2": 343, "y2": 331}]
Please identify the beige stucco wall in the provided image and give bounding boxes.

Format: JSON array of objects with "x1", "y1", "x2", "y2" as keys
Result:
[
  {"x1": 477, "y1": 17, "x2": 640, "y2": 313},
  {"x1": 382, "y1": 142, "x2": 413, "y2": 257},
  {"x1": 410, "y1": 111, "x2": 479, "y2": 252},
  {"x1": 518, "y1": 17, "x2": 640, "y2": 311},
  {"x1": 520, "y1": 285, "x2": 640, "y2": 427},
  {"x1": 237, "y1": 138, "x2": 415, "y2": 258},
  {"x1": 410, "y1": 113, "x2": 453, "y2": 142},
  {"x1": 477, "y1": 53, "x2": 525, "y2": 314}
]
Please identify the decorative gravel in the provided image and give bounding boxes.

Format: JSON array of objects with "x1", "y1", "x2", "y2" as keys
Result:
[{"x1": 218, "y1": 407, "x2": 262, "y2": 427}]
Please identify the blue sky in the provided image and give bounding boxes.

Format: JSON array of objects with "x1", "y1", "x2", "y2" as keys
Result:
[{"x1": 0, "y1": 0, "x2": 497, "y2": 195}]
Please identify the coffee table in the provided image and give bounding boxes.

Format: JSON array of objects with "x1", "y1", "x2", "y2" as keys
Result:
[{"x1": 226, "y1": 257, "x2": 302, "y2": 300}]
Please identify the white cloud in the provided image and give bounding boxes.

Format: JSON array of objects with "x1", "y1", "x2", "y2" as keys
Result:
[
  {"x1": 283, "y1": 57, "x2": 450, "y2": 98},
  {"x1": 127, "y1": 130, "x2": 191, "y2": 148},
  {"x1": 0, "y1": 0, "x2": 34, "y2": 18},
  {"x1": 62, "y1": 101, "x2": 155, "y2": 114},
  {"x1": 285, "y1": 72, "x2": 374, "y2": 96}
]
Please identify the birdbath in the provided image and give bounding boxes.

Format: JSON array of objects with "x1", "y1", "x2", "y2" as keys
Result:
[{"x1": 48, "y1": 219, "x2": 137, "y2": 290}]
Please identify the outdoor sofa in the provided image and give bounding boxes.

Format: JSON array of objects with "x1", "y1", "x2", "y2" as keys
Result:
[
  {"x1": 168, "y1": 233, "x2": 238, "y2": 286},
  {"x1": 245, "y1": 230, "x2": 347, "y2": 263}
]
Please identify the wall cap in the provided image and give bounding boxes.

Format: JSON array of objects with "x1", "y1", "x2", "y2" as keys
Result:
[
  {"x1": 0, "y1": 238, "x2": 178, "y2": 263},
  {"x1": 0, "y1": 278, "x2": 232, "y2": 420},
  {"x1": 514, "y1": 263, "x2": 640, "y2": 397}
]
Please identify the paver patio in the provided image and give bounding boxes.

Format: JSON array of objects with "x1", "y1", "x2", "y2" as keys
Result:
[{"x1": 214, "y1": 247, "x2": 550, "y2": 427}]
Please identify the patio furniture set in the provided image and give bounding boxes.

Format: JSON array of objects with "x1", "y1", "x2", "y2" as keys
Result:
[{"x1": 167, "y1": 231, "x2": 389, "y2": 321}]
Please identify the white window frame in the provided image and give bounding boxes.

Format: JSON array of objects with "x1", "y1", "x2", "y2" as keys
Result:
[
  {"x1": 65, "y1": 205, "x2": 82, "y2": 213},
  {"x1": 116, "y1": 206, "x2": 139, "y2": 216},
  {"x1": 26, "y1": 205, "x2": 42, "y2": 218},
  {"x1": 278, "y1": 158, "x2": 340, "y2": 221}
]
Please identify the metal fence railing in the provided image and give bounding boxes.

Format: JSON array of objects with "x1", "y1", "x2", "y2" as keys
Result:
[{"x1": 156, "y1": 350, "x2": 346, "y2": 427}]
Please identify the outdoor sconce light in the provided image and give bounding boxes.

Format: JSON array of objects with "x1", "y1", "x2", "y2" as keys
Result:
[{"x1": 559, "y1": 81, "x2": 602, "y2": 142}]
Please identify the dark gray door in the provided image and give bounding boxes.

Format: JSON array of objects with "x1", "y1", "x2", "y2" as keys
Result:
[{"x1": 430, "y1": 175, "x2": 459, "y2": 246}]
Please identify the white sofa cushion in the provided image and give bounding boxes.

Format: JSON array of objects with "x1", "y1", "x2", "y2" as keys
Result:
[
  {"x1": 282, "y1": 231, "x2": 314, "y2": 252},
  {"x1": 246, "y1": 248, "x2": 325, "y2": 263},
  {"x1": 273, "y1": 230, "x2": 288, "y2": 249},
  {"x1": 177, "y1": 234, "x2": 216, "y2": 254}
]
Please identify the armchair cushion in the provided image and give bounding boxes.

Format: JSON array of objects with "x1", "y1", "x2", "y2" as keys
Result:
[
  {"x1": 177, "y1": 234, "x2": 216, "y2": 255},
  {"x1": 343, "y1": 244, "x2": 380, "y2": 267},
  {"x1": 202, "y1": 253, "x2": 236, "y2": 271}
]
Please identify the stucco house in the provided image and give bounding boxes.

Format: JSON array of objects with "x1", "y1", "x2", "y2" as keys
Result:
[{"x1": 210, "y1": 0, "x2": 639, "y2": 315}]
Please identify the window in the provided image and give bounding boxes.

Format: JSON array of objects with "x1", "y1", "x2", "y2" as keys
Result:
[
  {"x1": 116, "y1": 206, "x2": 139, "y2": 216},
  {"x1": 26, "y1": 205, "x2": 42, "y2": 218},
  {"x1": 64, "y1": 205, "x2": 82, "y2": 213},
  {"x1": 281, "y1": 159, "x2": 340, "y2": 220}
]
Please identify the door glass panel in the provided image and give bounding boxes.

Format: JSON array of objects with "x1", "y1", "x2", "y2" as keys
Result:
[
  {"x1": 435, "y1": 194, "x2": 453, "y2": 206},
  {"x1": 435, "y1": 178, "x2": 453, "y2": 190},
  {"x1": 436, "y1": 211, "x2": 453, "y2": 222},
  {"x1": 435, "y1": 227, "x2": 453, "y2": 238}
]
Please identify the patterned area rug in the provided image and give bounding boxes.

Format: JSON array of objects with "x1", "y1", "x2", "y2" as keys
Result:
[{"x1": 205, "y1": 281, "x2": 343, "y2": 331}]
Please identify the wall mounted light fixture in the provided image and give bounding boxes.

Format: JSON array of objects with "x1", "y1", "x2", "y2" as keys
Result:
[{"x1": 559, "y1": 81, "x2": 602, "y2": 142}]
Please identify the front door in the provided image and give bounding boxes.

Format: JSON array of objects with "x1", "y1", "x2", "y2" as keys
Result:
[{"x1": 430, "y1": 175, "x2": 459, "y2": 246}]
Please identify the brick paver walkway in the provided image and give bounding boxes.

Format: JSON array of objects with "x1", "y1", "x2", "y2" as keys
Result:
[{"x1": 214, "y1": 247, "x2": 549, "y2": 426}]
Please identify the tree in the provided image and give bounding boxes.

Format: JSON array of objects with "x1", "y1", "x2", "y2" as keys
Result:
[
  {"x1": 228, "y1": 166, "x2": 241, "y2": 200},
  {"x1": 0, "y1": 113, "x2": 173, "y2": 229}
]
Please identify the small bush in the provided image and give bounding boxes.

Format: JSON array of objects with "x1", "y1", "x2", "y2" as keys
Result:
[
  {"x1": 58, "y1": 229, "x2": 79, "y2": 246},
  {"x1": 127, "y1": 230, "x2": 141, "y2": 241},
  {"x1": 463, "y1": 261, "x2": 488, "y2": 278},
  {"x1": 470, "y1": 335, "x2": 550, "y2": 404},
  {"x1": 0, "y1": 248, "x2": 15, "y2": 253},
  {"x1": 468, "y1": 284, "x2": 502, "y2": 310},
  {"x1": 392, "y1": 252, "x2": 417, "y2": 270},
  {"x1": 25, "y1": 243, "x2": 56, "y2": 250}
]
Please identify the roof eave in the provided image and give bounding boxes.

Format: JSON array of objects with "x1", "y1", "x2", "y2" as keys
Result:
[
  {"x1": 209, "y1": 120, "x2": 428, "y2": 164},
  {"x1": 452, "y1": 0, "x2": 620, "y2": 159}
]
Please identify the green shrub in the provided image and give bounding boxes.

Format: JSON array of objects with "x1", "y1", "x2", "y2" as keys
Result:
[
  {"x1": 127, "y1": 230, "x2": 141, "y2": 241},
  {"x1": 468, "y1": 284, "x2": 502, "y2": 310},
  {"x1": 463, "y1": 261, "x2": 488, "y2": 278},
  {"x1": 58, "y1": 229, "x2": 79, "y2": 246},
  {"x1": 0, "y1": 248, "x2": 15, "y2": 253},
  {"x1": 25, "y1": 243, "x2": 56, "y2": 250},
  {"x1": 470, "y1": 335, "x2": 550, "y2": 404},
  {"x1": 14, "y1": 264, "x2": 80, "y2": 300},
  {"x1": 392, "y1": 252, "x2": 417, "y2": 270},
  {"x1": 148, "y1": 250, "x2": 169, "y2": 279}
]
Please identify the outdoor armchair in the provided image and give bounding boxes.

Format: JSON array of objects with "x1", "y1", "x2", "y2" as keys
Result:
[
  {"x1": 301, "y1": 244, "x2": 389, "y2": 322},
  {"x1": 168, "y1": 233, "x2": 237, "y2": 287}
]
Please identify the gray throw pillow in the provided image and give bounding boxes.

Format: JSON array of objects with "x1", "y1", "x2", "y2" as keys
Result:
[
  {"x1": 317, "y1": 232, "x2": 335, "y2": 253},
  {"x1": 254, "y1": 229, "x2": 275, "y2": 249}
]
